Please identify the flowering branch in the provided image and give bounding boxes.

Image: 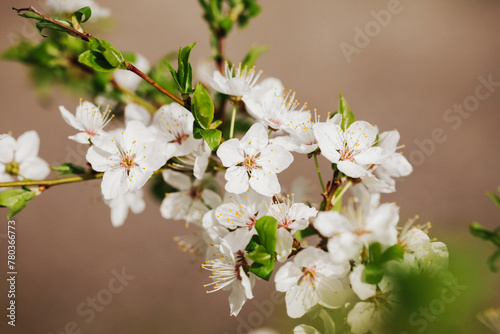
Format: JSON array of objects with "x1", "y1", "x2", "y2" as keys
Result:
[{"x1": 0, "y1": 173, "x2": 104, "y2": 188}]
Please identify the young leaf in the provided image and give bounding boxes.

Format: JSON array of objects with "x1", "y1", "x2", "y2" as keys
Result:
[
  {"x1": 486, "y1": 191, "x2": 500, "y2": 208},
  {"x1": 50, "y1": 163, "x2": 86, "y2": 175},
  {"x1": 249, "y1": 261, "x2": 275, "y2": 281},
  {"x1": 73, "y1": 6, "x2": 92, "y2": 23},
  {"x1": 0, "y1": 189, "x2": 31, "y2": 208},
  {"x1": 337, "y1": 92, "x2": 355, "y2": 130},
  {"x1": 200, "y1": 129, "x2": 222, "y2": 151},
  {"x1": 364, "y1": 263, "x2": 384, "y2": 285},
  {"x1": 379, "y1": 244, "x2": 404, "y2": 263},
  {"x1": 192, "y1": 82, "x2": 214, "y2": 129},
  {"x1": 488, "y1": 249, "x2": 500, "y2": 273},
  {"x1": 242, "y1": 44, "x2": 269, "y2": 68},
  {"x1": 255, "y1": 216, "x2": 278, "y2": 255},
  {"x1": 246, "y1": 245, "x2": 272, "y2": 265}
]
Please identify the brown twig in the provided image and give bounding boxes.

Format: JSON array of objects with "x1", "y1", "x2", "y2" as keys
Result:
[{"x1": 12, "y1": 6, "x2": 93, "y2": 41}]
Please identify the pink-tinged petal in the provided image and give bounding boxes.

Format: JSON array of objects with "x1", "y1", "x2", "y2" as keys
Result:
[
  {"x1": 345, "y1": 121, "x2": 378, "y2": 151},
  {"x1": 19, "y1": 157, "x2": 50, "y2": 180},
  {"x1": 124, "y1": 103, "x2": 151, "y2": 125},
  {"x1": 354, "y1": 147, "x2": 386, "y2": 165},
  {"x1": 86, "y1": 146, "x2": 112, "y2": 172},
  {"x1": 15, "y1": 131, "x2": 40, "y2": 162},
  {"x1": 225, "y1": 165, "x2": 249, "y2": 194},
  {"x1": 337, "y1": 160, "x2": 367, "y2": 178},
  {"x1": 101, "y1": 168, "x2": 127, "y2": 200},
  {"x1": 276, "y1": 228, "x2": 293, "y2": 262},
  {"x1": 313, "y1": 123, "x2": 342, "y2": 163},
  {"x1": 59, "y1": 106, "x2": 83, "y2": 131},
  {"x1": 202, "y1": 189, "x2": 222, "y2": 209},
  {"x1": 378, "y1": 130, "x2": 400, "y2": 151},
  {"x1": 258, "y1": 144, "x2": 293, "y2": 173},
  {"x1": 274, "y1": 262, "x2": 301, "y2": 292},
  {"x1": 240, "y1": 123, "x2": 269, "y2": 154},
  {"x1": 162, "y1": 170, "x2": 191, "y2": 191},
  {"x1": 249, "y1": 169, "x2": 280, "y2": 197},
  {"x1": 314, "y1": 211, "x2": 351, "y2": 237},
  {"x1": 68, "y1": 132, "x2": 91, "y2": 144},
  {"x1": 317, "y1": 277, "x2": 346, "y2": 309},
  {"x1": 217, "y1": 138, "x2": 244, "y2": 167},
  {"x1": 0, "y1": 135, "x2": 15, "y2": 163}
]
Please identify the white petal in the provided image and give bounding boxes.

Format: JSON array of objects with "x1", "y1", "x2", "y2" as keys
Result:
[
  {"x1": 276, "y1": 228, "x2": 293, "y2": 262},
  {"x1": 202, "y1": 189, "x2": 222, "y2": 209},
  {"x1": 378, "y1": 130, "x2": 400, "y2": 151},
  {"x1": 124, "y1": 103, "x2": 151, "y2": 125},
  {"x1": 354, "y1": 147, "x2": 386, "y2": 165},
  {"x1": 18, "y1": 157, "x2": 50, "y2": 180},
  {"x1": 228, "y1": 280, "x2": 248, "y2": 317},
  {"x1": 86, "y1": 146, "x2": 112, "y2": 172},
  {"x1": 240, "y1": 123, "x2": 269, "y2": 154},
  {"x1": 285, "y1": 283, "x2": 316, "y2": 318},
  {"x1": 126, "y1": 168, "x2": 152, "y2": 192},
  {"x1": 101, "y1": 168, "x2": 127, "y2": 199},
  {"x1": 225, "y1": 166, "x2": 249, "y2": 194},
  {"x1": 126, "y1": 190, "x2": 146, "y2": 214},
  {"x1": 347, "y1": 302, "x2": 376, "y2": 334},
  {"x1": 313, "y1": 122, "x2": 343, "y2": 163},
  {"x1": 0, "y1": 135, "x2": 15, "y2": 163},
  {"x1": 294, "y1": 325, "x2": 321, "y2": 334},
  {"x1": 258, "y1": 144, "x2": 293, "y2": 173},
  {"x1": 314, "y1": 211, "x2": 351, "y2": 238},
  {"x1": 317, "y1": 277, "x2": 346, "y2": 309},
  {"x1": 68, "y1": 132, "x2": 92, "y2": 144},
  {"x1": 349, "y1": 265, "x2": 376, "y2": 300},
  {"x1": 109, "y1": 197, "x2": 128, "y2": 227},
  {"x1": 15, "y1": 131, "x2": 40, "y2": 162},
  {"x1": 337, "y1": 160, "x2": 367, "y2": 178},
  {"x1": 345, "y1": 121, "x2": 377, "y2": 151},
  {"x1": 162, "y1": 169, "x2": 192, "y2": 191},
  {"x1": 59, "y1": 105, "x2": 83, "y2": 131},
  {"x1": 249, "y1": 169, "x2": 280, "y2": 197},
  {"x1": 275, "y1": 262, "x2": 301, "y2": 292},
  {"x1": 217, "y1": 138, "x2": 244, "y2": 167},
  {"x1": 160, "y1": 192, "x2": 190, "y2": 220}
]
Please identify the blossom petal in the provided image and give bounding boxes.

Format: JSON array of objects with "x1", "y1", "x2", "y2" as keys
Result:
[
  {"x1": 258, "y1": 144, "x2": 293, "y2": 173},
  {"x1": 228, "y1": 280, "x2": 247, "y2": 317},
  {"x1": 275, "y1": 262, "x2": 301, "y2": 292},
  {"x1": 249, "y1": 169, "x2": 280, "y2": 197},
  {"x1": 337, "y1": 160, "x2": 367, "y2": 178},
  {"x1": 19, "y1": 157, "x2": 50, "y2": 180},
  {"x1": 108, "y1": 196, "x2": 128, "y2": 228},
  {"x1": 124, "y1": 103, "x2": 151, "y2": 125},
  {"x1": 86, "y1": 146, "x2": 112, "y2": 172},
  {"x1": 314, "y1": 211, "x2": 352, "y2": 238},
  {"x1": 345, "y1": 121, "x2": 377, "y2": 151},
  {"x1": 15, "y1": 131, "x2": 40, "y2": 162},
  {"x1": 317, "y1": 277, "x2": 346, "y2": 309},
  {"x1": 313, "y1": 122, "x2": 343, "y2": 163},
  {"x1": 349, "y1": 265, "x2": 376, "y2": 300},
  {"x1": 68, "y1": 132, "x2": 92, "y2": 144},
  {"x1": 162, "y1": 169, "x2": 191, "y2": 191},
  {"x1": 347, "y1": 302, "x2": 376, "y2": 334},
  {"x1": 217, "y1": 138, "x2": 244, "y2": 167},
  {"x1": 225, "y1": 166, "x2": 249, "y2": 194},
  {"x1": 354, "y1": 147, "x2": 386, "y2": 165},
  {"x1": 101, "y1": 168, "x2": 127, "y2": 199},
  {"x1": 0, "y1": 135, "x2": 16, "y2": 163},
  {"x1": 240, "y1": 123, "x2": 269, "y2": 154},
  {"x1": 59, "y1": 106, "x2": 83, "y2": 131},
  {"x1": 276, "y1": 228, "x2": 293, "y2": 262},
  {"x1": 202, "y1": 189, "x2": 222, "y2": 210}
]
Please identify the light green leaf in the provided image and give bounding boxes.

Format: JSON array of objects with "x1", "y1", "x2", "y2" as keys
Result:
[
  {"x1": 364, "y1": 263, "x2": 384, "y2": 285},
  {"x1": 337, "y1": 92, "x2": 355, "y2": 130},
  {"x1": 249, "y1": 261, "x2": 274, "y2": 281},
  {"x1": 73, "y1": 6, "x2": 92, "y2": 23},
  {"x1": 200, "y1": 129, "x2": 222, "y2": 151},
  {"x1": 246, "y1": 245, "x2": 272, "y2": 265},
  {"x1": 486, "y1": 191, "x2": 500, "y2": 208},
  {"x1": 0, "y1": 189, "x2": 31, "y2": 208},
  {"x1": 380, "y1": 244, "x2": 404, "y2": 263},
  {"x1": 242, "y1": 44, "x2": 269, "y2": 68},
  {"x1": 255, "y1": 216, "x2": 278, "y2": 254},
  {"x1": 192, "y1": 82, "x2": 214, "y2": 129},
  {"x1": 50, "y1": 163, "x2": 86, "y2": 175}
]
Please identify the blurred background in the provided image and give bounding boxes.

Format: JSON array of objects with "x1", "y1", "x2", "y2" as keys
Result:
[{"x1": 1, "y1": 0, "x2": 499, "y2": 333}]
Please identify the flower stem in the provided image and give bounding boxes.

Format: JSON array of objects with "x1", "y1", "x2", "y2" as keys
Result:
[
  {"x1": 229, "y1": 103, "x2": 237, "y2": 139},
  {"x1": 0, "y1": 173, "x2": 104, "y2": 188},
  {"x1": 314, "y1": 154, "x2": 326, "y2": 193},
  {"x1": 330, "y1": 180, "x2": 352, "y2": 209}
]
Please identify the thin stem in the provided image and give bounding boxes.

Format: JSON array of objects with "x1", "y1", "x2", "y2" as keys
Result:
[
  {"x1": 125, "y1": 62, "x2": 184, "y2": 106},
  {"x1": 330, "y1": 180, "x2": 352, "y2": 209},
  {"x1": 215, "y1": 34, "x2": 225, "y2": 74},
  {"x1": 314, "y1": 154, "x2": 326, "y2": 193},
  {"x1": 12, "y1": 7, "x2": 93, "y2": 41},
  {"x1": 0, "y1": 173, "x2": 104, "y2": 188},
  {"x1": 229, "y1": 103, "x2": 237, "y2": 139}
]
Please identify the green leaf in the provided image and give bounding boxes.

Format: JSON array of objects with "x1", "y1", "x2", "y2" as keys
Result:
[
  {"x1": 245, "y1": 234, "x2": 261, "y2": 253},
  {"x1": 208, "y1": 119, "x2": 223, "y2": 130},
  {"x1": 255, "y1": 216, "x2": 278, "y2": 254},
  {"x1": 50, "y1": 163, "x2": 86, "y2": 175},
  {"x1": 242, "y1": 44, "x2": 269, "y2": 68},
  {"x1": 486, "y1": 191, "x2": 500, "y2": 208},
  {"x1": 246, "y1": 245, "x2": 272, "y2": 265},
  {"x1": 368, "y1": 242, "x2": 383, "y2": 264},
  {"x1": 337, "y1": 92, "x2": 355, "y2": 130},
  {"x1": 380, "y1": 244, "x2": 404, "y2": 263},
  {"x1": 249, "y1": 261, "x2": 275, "y2": 281},
  {"x1": 488, "y1": 249, "x2": 500, "y2": 273},
  {"x1": 192, "y1": 82, "x2": 215, "y2": 129},
  {"x1": 78, "y1": 38, "x2": 125, "y2": 72},
  {"x1": 18, "y1": 12, "x2": 44, "y2": 20},
  {"x1": 178, "y1": 42, "x2": 196, "y2": 93},
  {"x1": 470, "y1": 222, "x2": 497, "y2": 242},
  {"x1": 35, "y1": 20, "x2": 72, "y2": 37},
  {"x1": 294, "y1": 226, "x2": 317, "y2": 241},
  {"x1": 0, "y1": 189, "x2": 31, "y2": 208},
  {"x1": 79, "y1": 50, "x2": 116, "y2": 72},
  {"x1": 73, "y1": 6, "x2": 92, "y2": 23},
  {"x1": 364, "y1": 263, "x2": 384, "y2": 285},
  {"x1": 200, "y1": 129, "x2": 222, "y2": 151}
]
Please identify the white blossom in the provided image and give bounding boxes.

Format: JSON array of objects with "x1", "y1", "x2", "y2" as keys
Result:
[
  {"x1": 0, "y1": 131, "x2": 50, "y2": 184},
  {"x1": 105, "y1": 189, "x2": 145, "y2": 227},
  {"x1": 45, "y1": 0, "x2": 110, "y2": 18},
  {"x1": 207, "y1": 62, "x2": 262, "y2": 97},
  {"x1": 217, "y1": 123, "x2": 293, "y2": 197},
  {"x1": 59, "y1": 100, "x2": 114, "y2": 144},
  {"x1": 274, "y1": 247, "x2": 349, "y2": 318},
  {"x1": 86, "y1": 120, "x2": 166, "y2": 199}
]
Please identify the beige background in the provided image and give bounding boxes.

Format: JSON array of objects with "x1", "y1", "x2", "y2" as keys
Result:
[{"x1": 1, "y1": 0, "x2": 500, "y2": 333}]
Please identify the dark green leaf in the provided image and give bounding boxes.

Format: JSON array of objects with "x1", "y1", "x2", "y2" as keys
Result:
[
  {"x1": 178, "y1": 42, "x2": 196, "y2": 93},
  {"x1": 368, "y1": 242, "x2": 383, "y2": 264},
  {"x1": 255, "y1": 216, "x2": 278, "y2": 254},
  {"x1": 470, "y1": 222, "x2": 496, "y2": 242},
  {"x1": 36, "y1": 20, "x2": 71, "y2": 36},
  {"x1": 50, "y1": 163, "x2": 86, "y2": 175},
  {"x1": 73, "y1": 6, "x2": 92, "y2": 23},
  {"x1": 245, "y1": 234, "x2": 261, "y2": 253},
  {"x1": 246, "y1": 245, "x2": 272, "y2": 265},
  {"x1": 294, "y1": 226, "x2": 317, "y2": 241},
  {"x1": 200, "y1": 129, "x2": 222, "y2": 151},
  {"x1": 249, "y1": 261, "x2": 275, "y2": 281},
  {"x1": 192, "y1": 82, "x2": 215, "y2": 129},
  {"x1": 488, "y1": 249, "x2": 500, "y2": 273},
  {"x1": 78, "y1": 50, "x2": 117, "y2": 71}
]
